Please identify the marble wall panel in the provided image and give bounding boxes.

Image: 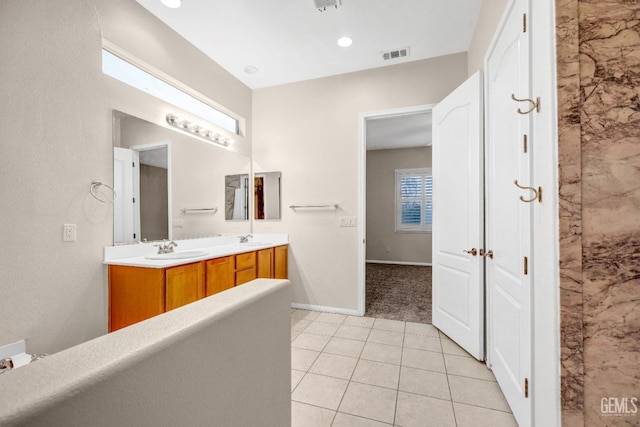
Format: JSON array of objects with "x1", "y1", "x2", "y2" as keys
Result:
[
  {"x1": 557, "y1": 0, "x2": 640, "y2": 425},
  {"x1": 580, "y1": 2, "x2": 640, "y2": 425},
  {"x1": 556, "y1": 0, "x2": 585, "y2": 423}
]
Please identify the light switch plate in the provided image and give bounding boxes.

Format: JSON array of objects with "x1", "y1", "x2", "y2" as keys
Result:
[{"x1": 339, "y1": 216, "x2": 357, "y2": 227}]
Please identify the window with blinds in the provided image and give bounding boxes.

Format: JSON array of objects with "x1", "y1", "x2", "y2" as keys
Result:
[{"x1": 395, "y1": 168, "x2": 433, "y2": 232}]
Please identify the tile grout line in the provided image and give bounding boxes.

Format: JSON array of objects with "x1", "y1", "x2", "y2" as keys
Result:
[{"x1": 440, "y1": 332, "x2": 459, "y2": 427}]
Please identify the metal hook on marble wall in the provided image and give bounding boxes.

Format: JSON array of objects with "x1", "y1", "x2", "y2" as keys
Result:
[
  {"x1": 511, "y1": 94, "x2": 540, "y2": 114},
  {"x1": 514, "y1": 180, "x2": 542, "y2": 203}
]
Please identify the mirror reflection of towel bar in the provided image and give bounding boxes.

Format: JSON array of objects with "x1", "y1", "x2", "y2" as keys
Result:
[
  {"x1": 181, "y1": 207, "x2": 218, "y2": 214},
  {"x1": 289, "y1": 204, "x2": 338, "y2": 209}
]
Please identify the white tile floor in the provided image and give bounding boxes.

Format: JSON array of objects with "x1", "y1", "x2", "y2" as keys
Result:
[{"x1": 291, "y1": 309, "x2": 518, "y2": 427}]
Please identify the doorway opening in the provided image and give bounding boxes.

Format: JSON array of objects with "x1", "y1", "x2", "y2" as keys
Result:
[{"x1": 359, "y1": 105, "x2": 435, "y2": 323}]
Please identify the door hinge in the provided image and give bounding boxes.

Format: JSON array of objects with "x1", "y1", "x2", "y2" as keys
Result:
[
  {"x1": 524, "y1": 256, "x2": 528, "y2": 275},
  {"x1": 133, "y1": 197, "x2": 136, "y2": 203},
  {"x1": 132, "y1": 161, "x2": 135, "y2": 168},
  {"x1": 523, "y1": 13, "x2": 527, "y2": 33},
  {"x1": 523, "y1": 134, "x2": 528, "y2": 153},
  {"x1": 133, "y1": 233, "x2": 136, "y2": 239},
  {"x1": 525, "y1": 378, "x2": 529, "y2": 398}
]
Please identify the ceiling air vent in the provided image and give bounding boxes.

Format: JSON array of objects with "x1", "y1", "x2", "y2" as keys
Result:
[
  {"x1": 314, "y1": 0, "x2": 341, "y2": 11},
  {"x1": 382, "y1": 47, "x2": 410, "y2": 61}
]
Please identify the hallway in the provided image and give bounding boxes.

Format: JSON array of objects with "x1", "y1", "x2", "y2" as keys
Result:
[{"x1": 291, "y1": 309, "x2": 516, "y2": 426}]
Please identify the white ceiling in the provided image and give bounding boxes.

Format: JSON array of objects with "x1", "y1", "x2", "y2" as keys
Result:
[{"x1": 136, "y1": 0, "x2": 482, "y2": 89}]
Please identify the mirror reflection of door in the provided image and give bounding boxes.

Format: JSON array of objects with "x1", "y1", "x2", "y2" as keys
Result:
[
  {"x1": 225, "y1": 172, "x2": 281, "y2": 221},
  {"x1": 254, "y1": 177, "x2": 265, "y2": 220},
  {"x1": 254, "y1": 172, "x2": 281, "y2": 220},
  {"x1": 113, "y1": 144, "x2": 169, "y2": 244},
  {"x1": 225, "y1": 174, "x2": 249, "y2": 220}
]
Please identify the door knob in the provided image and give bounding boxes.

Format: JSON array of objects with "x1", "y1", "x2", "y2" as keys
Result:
[
  {"x1": 485, "y1": 250, "x2": 494, "y2": 259},
  {"x1": 463, "y1": 248, "x2": 478, "y2": 256}
]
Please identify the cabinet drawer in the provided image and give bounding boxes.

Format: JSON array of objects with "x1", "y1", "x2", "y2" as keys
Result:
[
  {"x1": 235, "y1": 252, "x2": 256, "y2": 270},
  {"x1": 236, "y1": 267, "x2": 257, "y2": 285}
]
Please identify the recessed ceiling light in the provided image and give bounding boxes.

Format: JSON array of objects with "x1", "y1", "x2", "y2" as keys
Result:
[
  {"x1": 244, "y1": 66, "x2": 259, "y2": 75},
  {"x1": 337, "y1": 36, "x2": 353, "y2": 48},
  {"x1": 160, "y1": 0, "x2": 182, "y2": 8}
]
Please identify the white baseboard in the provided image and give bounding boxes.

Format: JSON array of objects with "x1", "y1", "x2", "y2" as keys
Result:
[
  {"x1": 366, "y1": 260, "x2": 432, "y2": 267},
  {"x1": 291, "y1": 303, "x2": 363, "y2": 317}
]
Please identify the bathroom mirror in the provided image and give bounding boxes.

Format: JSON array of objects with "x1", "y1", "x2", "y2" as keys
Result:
[
  {"x1": 225, "y1": 171, "x2": 282, "y2": 220},
  {"x1": 113, "y1": 111, "x2": 251, "y2": 244}
]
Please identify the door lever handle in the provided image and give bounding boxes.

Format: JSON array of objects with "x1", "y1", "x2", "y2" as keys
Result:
[{"x1": 463, "y1": 248, "x2": 478, "y2": 256}]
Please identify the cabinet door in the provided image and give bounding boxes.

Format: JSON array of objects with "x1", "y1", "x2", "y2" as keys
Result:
[
  {"x1": 257, "y1": 248, "x2": 274, "y2": 278},
  {"x1": 109, "y1": 265, "x2": 165, "y2": 332},
  {"x1": 166, "y1": 262, "x2": 205, "y2": 311},
  {"x1": 206, "y1": 256, "x2": 234, "y2": 296},
  {"x1": 274, "y1": 245, "x2": 288, "y2": 279}
]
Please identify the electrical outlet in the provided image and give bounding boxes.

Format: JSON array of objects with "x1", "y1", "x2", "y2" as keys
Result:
[{"x1": 63, "y1": 224, "x2": 76, "y2": 242}]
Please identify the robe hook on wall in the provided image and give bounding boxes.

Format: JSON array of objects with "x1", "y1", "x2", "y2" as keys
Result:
[
  {"x1": 511, "y1": 94, "x2": 540, "y2": 114},
  {"x1": 514, "y1": 180, "x2": 542, "y2": 203}
]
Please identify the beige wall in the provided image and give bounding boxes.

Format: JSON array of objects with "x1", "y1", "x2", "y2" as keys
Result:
[
  {"x1": 252, "y1": 54, "x2": 467, "y2": 312},
  {"x1": 467, "y1": 0, "x2": 510, "y2": 75},
  {"x1": 0, "y1": 0, "x2": 251, "y2": 354},
  {"x1": 366, "y1": 147, "x2": 432, "y2": 264}
]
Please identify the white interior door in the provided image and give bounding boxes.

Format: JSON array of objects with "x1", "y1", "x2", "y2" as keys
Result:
[
  {"x1": 113, "y1": 147, "x2": 137, "y2": 243},
  {"x1": 485, "y1": 0, "x2": 532, "y2": 424},
  {"x1": 432, "y1": 71, "x2": 484, "y2": 361}
]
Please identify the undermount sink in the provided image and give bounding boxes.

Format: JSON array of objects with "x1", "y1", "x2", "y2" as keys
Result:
[{"x1": 145, "y1": 250, "x2": 208, "y2": 260}]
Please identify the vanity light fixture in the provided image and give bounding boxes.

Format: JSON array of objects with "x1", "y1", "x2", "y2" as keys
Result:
[
  {"x1": 166, "y1": 114, "x2": 231, "y2": 147},
  {"x1": 337, "y1": 36, "x2": 353, "y2": 47},
  {"x1": 160, "y1": 0, "x2": 182, "y2": 8}
]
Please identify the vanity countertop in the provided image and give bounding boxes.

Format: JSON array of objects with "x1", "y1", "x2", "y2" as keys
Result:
[{"x1": 103, "y1": 234, "x2": 288, "y2": 269}]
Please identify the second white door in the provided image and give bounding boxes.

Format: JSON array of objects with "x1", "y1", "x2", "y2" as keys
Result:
[{"x1": 432, "y1": 71, "x2": 484, "y2": 361}]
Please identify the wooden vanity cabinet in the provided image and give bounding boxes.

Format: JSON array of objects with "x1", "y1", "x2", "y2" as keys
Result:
[
  {"x1": 165, "y1": 262, "x2": 205, "y2": 312},
  {"x1": 274, "y1": 245, "x2": 288, "y2": 279},
  {"x1": 109, "y1": 261, "x2": 204, "y2": 331},
  {"x1": 109, "y1": 245, "x2": 288, "y2": 331},
  {"x1": 257, "y1": 248, "x2": 274, "y2": 278},
  {"x1": 256, "y1": 245, "x2": 289, "y2": 279},
  {"x1": 205, "y1": 256, "x2": 234, "y2": 296},
  {"x1": 109, "y1": 265, "x2": 165, "y2": 332}
]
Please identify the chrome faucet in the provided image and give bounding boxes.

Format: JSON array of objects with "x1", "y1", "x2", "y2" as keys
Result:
[
  {"x1": 155, "y1": 240, "x2": 178, "y2": 254},
  {"x1": 239, "y1": 234, "x2": 253, "y2": 244}
]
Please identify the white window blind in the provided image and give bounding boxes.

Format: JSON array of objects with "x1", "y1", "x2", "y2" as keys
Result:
[{"x1": 395, "y1": 168, "x2": 432, "y2": 232}]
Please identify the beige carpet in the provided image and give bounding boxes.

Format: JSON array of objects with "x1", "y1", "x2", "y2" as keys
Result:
[{"x1": 365, "y1": 263, "x2": 432, "y2": 324}]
